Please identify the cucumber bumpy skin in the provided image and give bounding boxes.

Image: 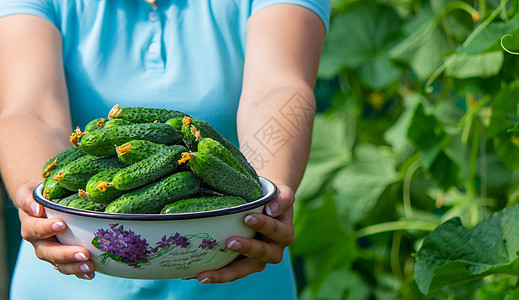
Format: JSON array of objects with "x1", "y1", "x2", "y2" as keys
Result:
[
  {"x1": 105, "y1": 171, "x2": 201, "y2": 214},
  {"x1": 84, "y1": 118, "x2": 108, "y2": 132},
  {"x1": 160, "y1": 196, "x2": 247, "y2": 214},
  {"x1": 41, "y1": 146, "x2": 87, "y2": 200},
  {"x1": 85, "y1": 168, "x2": 125, "y2": 204},
  {"x1": 67, "y1": 196, "x2": 106, "y2": 211},
  {"x1": 184, "y1": 152, "x2": 263, "y2": 202},
  {"x1": 197, "y1": 138, "x2": 258, "y2": 181},
  {"x1": 181, "y1": 117, "x2": 259, "y2": 181},
  {"x1": 54, "y1": 193, "x2": 81, "y2": 206},
  {"x1": 116, "y1": 140, "x2": 168, "y2": 165},
  {"x1": 79, "y1": 123, "x2": 183, "y2": 157},
  {"x1": 43, "y1": 172, "x2": 73, "y2": 200},
  {"x1": 103, "y1": 118, "x2": 132, "y2": 129},
  {"x1": 112, "y1": 145, "x2": 187, "y2": 191},
  {"x1": 84, "y1": 118, "x2": 131, "y2": 132},
  {"x1": 108, "y1": 104, "x2": 186, "y2": 124},
  {"x1": 165, "y1": 117, "x2": 184, "y2": 131},
  {"x1": 53, "y1": 156, "x2": 126, "y2": 191},
  {"x1": 41, "y1": 146, "x2": 87, "y2": 181}
]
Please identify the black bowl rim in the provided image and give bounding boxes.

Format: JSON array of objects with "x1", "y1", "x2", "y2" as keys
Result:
[{"x1": 33, "y1": 177, "x2": 277, "y2": 221}]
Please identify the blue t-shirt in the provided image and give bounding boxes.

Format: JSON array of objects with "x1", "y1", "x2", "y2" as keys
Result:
[{"x1": 0, "y1": 0, "x2": 330, "y2": 299}]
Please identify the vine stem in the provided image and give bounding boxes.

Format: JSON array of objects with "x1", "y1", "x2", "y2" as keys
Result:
[
  {"x1": 355, "y1": 220, "x2": 439, "y2": 238},
  {"x1": 391, "y1": 231, "x2": 403, "y2": 279},
  {"x1": 403, "y1": 160, "x2": 421, "y2": 219},
  {"x1": 501, "y1": 34, "x2": 519, "y2": 54},
  {"x1": 425, "y1": 0, "x2": 509, "y2": 92}
]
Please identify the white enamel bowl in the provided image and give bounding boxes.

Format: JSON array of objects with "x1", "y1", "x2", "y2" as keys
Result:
[{"x1": 33, "y1": 177, "x2": 276, "y2": 279}]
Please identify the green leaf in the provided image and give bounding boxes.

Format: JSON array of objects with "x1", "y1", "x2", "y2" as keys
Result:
[
  {"x1": 389, "y1": 5, "x2": 451, "y2": 80},
  {"x1": 308, "y1": 113, "x2": 351, "y2": 162},
  {"x1": 296, "y1": 159, "x2": 346, "y2": 202},
  {"x1": 292, "y1": 194, "x2": 356, "y2": 292},
  {"x1": 358, "y1": 53, "x2": 401, "y2": 90},
  {"x1": 487, "y1": 82, "x2": 519, "y2": 171},
  {"x1": 333, "y1": 144, "x2": 399, "y2": 223},
  {"x1": 476, "y1": 275, "x2": 519, "y2": 300},
  {"x1": 426, "y1": 150, "x2": 460, "y2": 191},
  {"x1": 493, "y1": 131, "x2": 519, "y2": 171},
  {"x1": 384, "y1": 93, "x2": 421, "y2": 160},
  {"x1": 318, "y1": 2, "x2": 401, "y2": 88},
  {"x1": 299, "y1": 269, "x2": 370, "y2": 300},
  {"x1": 296, "y1": 114, "x2": 350, "y2": 201},
  {"x1": 414, "y1": 205, "x2": 519, "y2": 295},
  {"x1": 446, "y1": 51, "x2": 504, "y2": 79},
  {"x1": 407, "y1": 102, "x2": 447, "y2": 151},
  {"x1": 460, "y1": 14, "x2": 519, "y2": 55},
  {"x1": 488, "y1": 82, "x2": 519, "y2": 138}
]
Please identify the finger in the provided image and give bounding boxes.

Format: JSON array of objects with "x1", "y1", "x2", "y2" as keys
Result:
[
  {"x1": 19, "y1": 210, "x2": 67, "y2": 242},
  {"x1": 55, "y1": 260, "x2": 95, "y2": 277},
  {"x1": 242, "y1": 212, "x2": 294, "y2": 246},
  {"x1": 75, "y1": 273, "x2": 95, "y2": 280},
  {"x1": 196, "y1": 258, "x2": 266, "y2": 284},
  {"x1": 32, "y1": 238, "x2": 90, "y2": 265},
  {"x1": 225, "y1": 236, "x2": 284, "y2": 264},
  {"x1": 264, "y1": 185, "x2": 295, "y2": 218},
  {"x1": 15, "y1": 182, "x2": 43, "y2": 217}
]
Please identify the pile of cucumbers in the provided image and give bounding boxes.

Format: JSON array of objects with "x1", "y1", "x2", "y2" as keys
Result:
[{"x1": 40, "y1": 105, "x2": 263, "y2": 214}]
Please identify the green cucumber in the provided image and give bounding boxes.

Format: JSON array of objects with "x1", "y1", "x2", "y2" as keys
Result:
[
  {"x1": 181, "y1": 117, "x2": 199, "y2": 150},
  {"x1": 80, "y1": 123, "x2": 183, "y2": 157},
  {"x1": 183, "y1": 117, "x2": 258, "y2": 180},
  {"x1": 54, "y1": 156, "x2": 125, "y2": 191},
  {"x1": 108, "y1": 105, "x2": 185, "y2": 123},
  {"x1": 84, "y1": 118, "x2": 131, "y2": 132},
  {"x1": 84, "y1": 118, "x2": 108, "y2": 132},
  {"x1": 43, "y1": 172, "x2": 73, "y2": 200},
  {"x1": 160, "y1": 196, "x2": 246, "y2": 214},
  {"x1": 105, "y1": 171, "x2": 201, "y2": 214},
  {"x1": 85, "y1": 168, "x2": 125, "y2": 204},
  {"x1": 41, "y1": 146, "x2": 87, "y2": 200},
  {"x1": 165, "y1": 117, "x2": 184, "y2": 131},
  {"x1": 53, "y1": 193, "x2": 80, "y2": 206},
  {"x1": 112, "y1": 145, "x2": 187, "y2": 191},
  {"x1": 197, "y1": 138, "x2": 257, "y2": 181},
  {"x1": 104, "y1": 119, "x2": 132, "y2": 128},
  {"x1": 186, "y1": 152, "x2": 263, "y2": 202},
  {"x1": 67, "y1": 197, "x2": 106, "y2": 211},
  {"x1": 116, "y1": 140, "x2": 168, "y2": 165},
  {"x1": 41, "y1": 146, "x2": 87, "y2": 182}
]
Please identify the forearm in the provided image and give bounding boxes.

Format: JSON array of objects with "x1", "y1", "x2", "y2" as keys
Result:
[
  {"x1": 236, "y1": 4, "x2": 324, "y2": 191},
  {"x1": 237, "y1": 85, "x2": 315, "y2": 191},
  {"x1": 0, "y1": 15, "x2": 72, "y2": 200},
  {"x1": 0, "y1": 112, "x2": 71, "y2": 201}
]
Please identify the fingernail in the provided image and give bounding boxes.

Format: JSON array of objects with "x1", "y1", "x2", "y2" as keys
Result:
[
  {"x1": 181, "y1": 276, "x2": 197, "y2": 280},
  {"x1": 199, "y1": 277, "x2": 211, "y2": 284},
  {"x1": 82, "y1": 274, "x2": 92, "y2": 280},
  {"x1": 80, "y1": 263, "x2": 91, "y2": 273},
  {"x1": 31, "y1": 202, "x2": 40, "y2": 216},
  {"x1": 74, "y1": 252, "x2": 88, "y2": 262},
  {"x1": 244, "y1": 215, "x2": 257, "y2": 225},
  {"x1": 52, "y1": 221, "x2": 65, "y2": 231},
  {"x1": 227, "y1": 240, "x2": 241, "y2": 250},
  {"x1": 266, "y1": 202, "x2": 278, "y2": 216}
]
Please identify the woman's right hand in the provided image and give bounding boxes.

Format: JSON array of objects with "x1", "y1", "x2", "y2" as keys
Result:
[{"x1": 16, "y1": 182, "x2": 96, "y2": 280}]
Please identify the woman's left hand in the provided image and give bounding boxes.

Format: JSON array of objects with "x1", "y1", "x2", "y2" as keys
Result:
[{"x1": 194, "y1": 184, "x2": 295, "y2": 283}]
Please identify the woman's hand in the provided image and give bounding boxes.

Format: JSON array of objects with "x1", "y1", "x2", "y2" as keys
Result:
[
  {"x1": 195, "y1": 184, "x2": 295, "y2": 283},
  {"x1": 16, "y1": 182, "x2": 95, "y2": 280}
]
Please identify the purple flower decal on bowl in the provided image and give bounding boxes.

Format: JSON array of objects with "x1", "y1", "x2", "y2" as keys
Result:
[
  {"x1": 92, "y1": 224, "x2": 226, "y2": 269},
  {"x1": 92, "y1": 223, "x2": 152, "y2": 268},
  {"x1": 199, "y1": 238, "x2": 218, "y2": 250}
]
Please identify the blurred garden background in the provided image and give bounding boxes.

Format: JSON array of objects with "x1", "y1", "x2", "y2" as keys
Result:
[{"x1": 4, "y1": 0, "x2": 519, "y2": 299}]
